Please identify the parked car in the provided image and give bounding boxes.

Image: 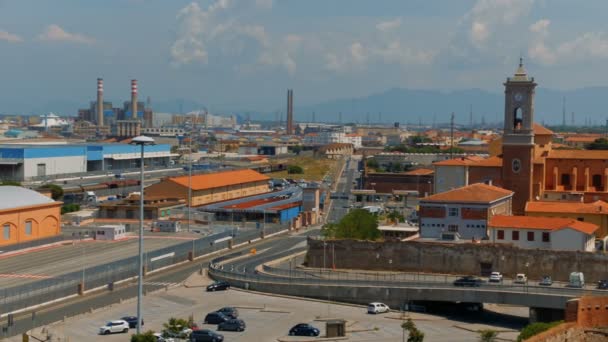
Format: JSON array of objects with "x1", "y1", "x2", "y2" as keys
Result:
[
  {"x1": 367, "y1": 302, "x2": 390, "y2": 314},
  {"x1": 203, "y1": 312, "x2": 229, "y2": 324},
  {"x1": 120, "y1": 316, "x2": 142, "y2": 329},
  {"x1": 218, "y1": 319, "x2": 246, "y2": 332},
  {"x1": 153, "y1": 333, "x2": 175, "y2": 342},
  {"x1": 163, "y1": 328, "x2": 193, "y2": 339},
  {"x1": 569, "y1": 272, "x2": 585, "y2": 288},
  {"x1": 216, "y1": 307, "x2": 239, "y2": 319},
  {"x1": 539, "y1": 276, "x2": 553, "y2": 286},
  {"x1": 99, "y1": 320, "x2": 129, "y2": 335},
  {"x1": 514, "y1": 273, "x2": 528, "y2": 284},
  {"x1": 289, "y1": 323, "x2": 320, "y2": 337},
  {"x1": 597, "y1": 280, "x2": 608, "y2": 290},
  {"x1": 189, "y1": 329, "x2": 224, "y2": 342},
  {"x1": 453, "y1": 276, "x2": 484, "y2": 287},
  {"x1": 488, "y1": 272, "x2": 503, "y2": 283},
  {"x1": 206, "y1": 281, "x2": 230, "y2": 292}
]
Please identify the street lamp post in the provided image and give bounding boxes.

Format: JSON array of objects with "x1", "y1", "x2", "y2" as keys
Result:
[{"x1": 130, "y1": 135, "x2": 155, "y2": 335}]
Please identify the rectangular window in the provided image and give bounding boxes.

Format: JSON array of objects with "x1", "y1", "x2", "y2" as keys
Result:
[
  {"x1": 448, "y1": 224, "x2": 459, "y2": 232},
  {"x1": 527, "y1": 231, "x2": 534, "y2": 241},
  {"x1": 448, "y1": 207, "x2": 459, "y2": 217},
  {"x1": 3, "y1": 224, "x2": 9, "y2": 240},
  {"x1": 542, "y1": 232, "x2": 550, "y2": 242},
  {"x1": 25, "y1": 221, "x2": 32, "y2": 235},
  {"x1": 561, "y1": 174, "x2": 571, "y2": 186},
  {"x1": 512, "y1": 231, "x2": 519, "y2": 241},
  {"x1": 497, "y1": 230, "x2": 504, "y2": 240},
  {"x1": 577, "y1": 217, "x2": 584, "y2": 222}
]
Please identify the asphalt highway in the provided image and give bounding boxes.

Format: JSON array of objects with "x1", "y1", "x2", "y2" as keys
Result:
[{"x1": 326, "y1": 156, "x2": 360, "y2": 223}]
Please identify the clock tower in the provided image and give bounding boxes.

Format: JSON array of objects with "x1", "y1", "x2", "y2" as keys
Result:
[{"x1": 502, "y1": 58, "x2": 536, "y2": 214}]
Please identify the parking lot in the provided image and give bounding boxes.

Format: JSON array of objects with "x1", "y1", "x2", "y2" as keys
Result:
[{"x1": 18, "y1": 273, "x2": 525, "y2": 342}]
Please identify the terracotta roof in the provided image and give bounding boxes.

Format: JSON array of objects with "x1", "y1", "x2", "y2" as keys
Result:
[
  {"x1": 469, "y1": 156, "x2": 503, "y2": 167},
  {"x1": 268, "y1": 202, "x2": 301, "y2": 211},
  {"x1": 525, "y1": 200, "x2": 608, "y2": 215},
  {"x1": 489, "y1": 215, "x2": 598, "y2": 234},
  {"x1": 404, "y1": 168, "x2": 434, "y2": 176},
  {"x1": 421, "y1": 183, "x2": 513, "y2": 203},
  {"x1": 169, "y1": 169, "x2": 269, "y2": 190},
  {"x1": 547, "y1": 149, "x2": 608, "y2": 160},
  {"x1": 564, "y1": 136, "x2": 597, "y2": 143},
  {"x1": 533, "y1": 123, "x2": 554, "y2": 136},
  {"x1": 433, "y1": 155, "x2": 485, "y2": 166}
]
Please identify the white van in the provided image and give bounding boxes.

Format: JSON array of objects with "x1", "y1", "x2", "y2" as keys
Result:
[{"x1": 569, "y1": 272, "x2": 585, "y2": 288}]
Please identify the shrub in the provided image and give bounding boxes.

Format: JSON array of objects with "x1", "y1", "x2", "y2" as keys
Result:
[
  {"x1": 517, "y1": 321, "x2": 562, "y2": 342},
  {"x1": 61, "y1": 204, "x2": 80, "y2": 214},
  {"x1": 40, "y1": 184, "x2": 64, "y2": 200},
  {"x1": 0, "y1": 180, "x2": 21, "y2": 186},
  {"x1": 479, "y1": 329, "x2": 498, "y2": 342},
  {"x1": 287, "y1": 165, "x2": 304, "y2": 174},
  {"x1": 130, "y1": 331, "x2": 156, "y2": 342}
]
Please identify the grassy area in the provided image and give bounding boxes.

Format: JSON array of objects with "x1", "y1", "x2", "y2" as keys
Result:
[{"x1": 267, "y1": 156, "x2": 338, "y2": 181}]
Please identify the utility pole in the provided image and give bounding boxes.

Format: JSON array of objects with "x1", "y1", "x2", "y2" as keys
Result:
[
  {"x1": 338, "y1": 112, "x2": 342, "y2": 124},
  {"x1": 312, "y1": 111, "x2": 316, "y2": 123},
  {"x1": 571, "y1": 111, "x2": 575, "y2": 126},
  {"x1": 469, "y1": 104, "x2": 473, "y2": 128},
  {"x1": 562, "y1": 96, "x2": 566, "y2": 127},
  {"x1": 450, "y1": 112, "x2": 455, "y2": 157}
]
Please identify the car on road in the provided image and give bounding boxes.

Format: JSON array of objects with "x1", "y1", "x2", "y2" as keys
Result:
[
  {"x1": 367, "y1": 302, "x2": 390, "y2": 314},
  {"x1": 218, "y1": 318, "x2": 246, "y2": 332},
  {"x1": 206, "y1": 281, "x2": 230, "y2": 292},
  {"x1": 597, "y1": 280, "x2": 608, "y2": 290},
  {"x1": 216, "y1": 307, "x2": 238, "y2": 319},
  {"x1": 514, "y1": 273, "x2": 528, "y2": 284},
  {"x1": 488, "y1": 272, "x2": 503, "y2": 283},
  {"x1": 153, "y1": 333, "x2": 175, "y2": 342},
  {"x1": 99, "y1": 320, "x2": 129, "y2": 335},
  {"x1": 203, "y1": 312, "x2": 230, "y2": 324},
  {"x1": 189, "y1": 329, "x2": 224, "y2": 342},
  {"x1": 120, "y1": 316, "x2": 142, "y2": 329},
  {"x1": 453, "y1": 276, "x2": 484, "y2": 287},
  {"x1": 539, "y1": 276, "x2": 553, "y2": 286},
  {"x1": 289, "y1": 323, "x2": 320, "y2": 337}
]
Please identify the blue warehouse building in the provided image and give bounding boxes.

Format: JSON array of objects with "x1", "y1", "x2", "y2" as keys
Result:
[{"x1": 0, "y1": 143, "x2": 172, "y2": 181}]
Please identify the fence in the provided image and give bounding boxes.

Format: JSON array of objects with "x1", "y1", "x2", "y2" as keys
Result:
[
  {"x1": 0, "y1": 235, "x2": 66, "y2": 254},
  {"x1": 0, "y1": 223, "x2": 289, "y2": 318}
]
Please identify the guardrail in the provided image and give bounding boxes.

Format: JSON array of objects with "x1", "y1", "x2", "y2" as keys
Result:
[{"x1": 0, "y1": 224, "x2": 289, "y2": 318}]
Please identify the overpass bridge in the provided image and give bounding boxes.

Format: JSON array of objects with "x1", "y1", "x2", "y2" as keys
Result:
[{"x1": 208, "y1": 244, "x2": 607, "y2": 322}]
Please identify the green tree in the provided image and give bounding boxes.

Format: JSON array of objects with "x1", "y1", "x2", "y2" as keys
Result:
[
  {"x1": 287, "y1": 165, "x2": 304, "y2": 174},
  {"x1": 401, "y1": 318, "x2": 424, "y2": 342},
  {"x1": 290, "y1": 145, "x2": 303, "y2": 155},
  {"x1": 0, "y1": 180, "x2": 21, "y2": 186},
  {"x1": 322, "y1": 209, "x2": 380, "y2": 240},
  {"x1": 516, "y1": 321, "x2": 562, "y2": 342},
  {"x1": 586, "y1": 138, "x2": 608, "y2": 150},
  {"x1": 40, "y1": 184, "x2": 63, "y2": 200},
  {"x1": 130, "y1": 331, "x2": 156, "y2": 342},
  {"x1": 410, "y1": 136, "x2": 432, "y2": 145},
  {"x1": 444, "y1": 147, "x2": 465, "y2": 154},
  {"x1": 479, "y1": 329, "x2": 498, "y2": 342},
  {"x1": 162, "y1": 317, "x2": 190, "y2": 337},
  {"x1": 386, "y1": 210, "x2": 404, "y2": 224},
  {"x1": 61, "y1": 204, "x2": 81, "y2": 214},
  {"x1": 366, "y1": 158, "x2": 379, "y2": 169}
]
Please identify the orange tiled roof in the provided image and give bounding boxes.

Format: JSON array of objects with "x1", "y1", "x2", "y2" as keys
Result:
[
  {"x1": 564, "y1": 136, "x2": 598, "y2": 143},
  {"x1": 525, "y1": 200, "x2": 608, "y2": 215},
  {"x1": 169, "y1": 169, "x2": 269, "y2": 191},
  {"x1": 547, "y1": 149, "x2": 608, "y2": 160},
  {"x1": 433, "y1": 155, "x2": 485, "y2": 166},
  {"x1": 489, "y1": 215, "x2": 598, "y2": 234},
  {"x1": 421, "y1": 183, "x2": 513, "y2": 203},
  {"x1": 469, "y1": 156, "x2": 503, "y2": 167},
  {"x1": 404, "y1": 168, "x2": 434, "y2": 176},
  {"x1": 533, "y1": 123, "x2": 554, "y2": 136}
]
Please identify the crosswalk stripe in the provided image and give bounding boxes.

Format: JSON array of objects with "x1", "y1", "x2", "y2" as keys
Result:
[
  {"x1": 144, "y1": 281, "x2": 181, "y2": 287},
  {"x1": 0, "y1": 273, "x2": 52, "y2": 279}
]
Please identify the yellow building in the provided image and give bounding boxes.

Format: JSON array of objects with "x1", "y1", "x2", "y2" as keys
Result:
[
  {"x1": 145, "y1": 169, "x2": 270, "y2": 207},
  {"x1": 525, "y1": 200, "x2": 608, "y2": 238},
  {"x1": 0, "y1": 186, "x2": 62, "y2": 246}
]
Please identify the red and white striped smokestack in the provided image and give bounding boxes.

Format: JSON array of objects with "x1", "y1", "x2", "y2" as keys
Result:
[
  {"x1": 97, "y1": 78, "x2": 104, "y2": 127},
  {"x1": 131, "y1": 79, "x2": 138, "y2": 119}
]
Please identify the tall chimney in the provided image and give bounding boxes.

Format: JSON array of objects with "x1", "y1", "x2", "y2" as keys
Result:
[
  {"x1": 131, "y1": 79, "x2": 138, "y2": 119},
  {"x1": 97, "y1": 78, "x2": 104, "y2": 126},
  {"x1": 286, "y1": 89, "x2": 293, "y2": 135}
]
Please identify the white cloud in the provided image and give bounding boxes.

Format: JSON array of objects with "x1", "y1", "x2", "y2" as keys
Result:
[
  {"x1": 38, "y1": 24, "x2": 94, "y2": 44},
  {"x1": 255, "y1": 0, "x2": 273, "y2": 9},
  {"x1": 470, "y1": 21, "x2": 489, "y2": 46},
  {"x1": 528, "y1": 19, "x2": 608, "y2": 65},
  {"x1": 0, "y1": 30, "x2": 22, "y2": 43},
  {"x1": 376, "y1": 18, "x2": 401, "y2": 32}
]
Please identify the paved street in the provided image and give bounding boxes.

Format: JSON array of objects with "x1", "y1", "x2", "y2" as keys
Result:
[
  {"x1": 15, "y1": 275, "x2": 525, "y2": 342},
  {"x1": 327, "y1": 156, "x2": 359, "y2": 223}
]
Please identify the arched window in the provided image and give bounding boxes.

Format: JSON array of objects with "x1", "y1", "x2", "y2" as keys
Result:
[
  {"x1": 592, "y1": 174, "x2": 603, "y2": 189},
  {"x1": 514, "y1": 108, "x2": 523, "y2": 130}
]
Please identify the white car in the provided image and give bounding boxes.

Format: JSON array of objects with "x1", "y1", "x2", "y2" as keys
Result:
[
  {"x1": 367, "y1": 302, "x2": 390, "y2": 314},
  {"x1": 99, "y1": 320, "x2": 129, "y2": 335},
  {"x1": 514, "y1": 273, "x2": 528, "y2": 284},
  {"x1": 153, "y1": 333, "x2": 175, "y2": 342},
  {"x1": 489, "y1": 272, "x2": 503, "y2": 283}
]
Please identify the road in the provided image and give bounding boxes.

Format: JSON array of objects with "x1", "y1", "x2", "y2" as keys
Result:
[{"x1": 326, "y1": 156, "x2": 360, "y2": 223}]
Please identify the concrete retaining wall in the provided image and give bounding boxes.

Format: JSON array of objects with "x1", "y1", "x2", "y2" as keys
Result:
[{"x1": 305, "y1": 238, "x2": 608, "y2": 282}]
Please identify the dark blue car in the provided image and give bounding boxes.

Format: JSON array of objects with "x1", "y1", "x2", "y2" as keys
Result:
[
  {"x1": 289, "y1": 323, "x2": 320, "y2": 337},
  {"x1": 190, "y1": 329, "x2": 224, "y2": 342},
  {"x1": 120, "y1": 316, "x2": 142, "y2": 329},
  {"x1": 204, "y1": 312, "x2": 229, "y2": 324}
]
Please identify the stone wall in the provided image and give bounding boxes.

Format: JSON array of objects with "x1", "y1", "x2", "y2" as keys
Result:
[{"x1": 306, "y1": 238, "x2": 608, "y2": 282}]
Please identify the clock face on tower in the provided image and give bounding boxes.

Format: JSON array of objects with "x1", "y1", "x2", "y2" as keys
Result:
[
  {"x1": 514, "y1": 92, "x2": 524, "y2": 102},
  {"x1": 512, "y1": 158, "x2": 522, "y2": 173}
]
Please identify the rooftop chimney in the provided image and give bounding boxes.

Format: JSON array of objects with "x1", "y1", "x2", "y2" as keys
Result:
[
  {"x1": 97, "y1": 78, "x2": 104, "y2": 126},
  {"x1": 131, "y1": 79, "x2": 138, "y2": 119},
  {"x1": 286, "y1": 89, "x2": 293, "y2": 135}
]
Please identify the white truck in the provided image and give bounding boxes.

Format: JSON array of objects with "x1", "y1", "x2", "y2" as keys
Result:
[{"x1": 569, "y1": 272, "x2": 585, "y2": 288}]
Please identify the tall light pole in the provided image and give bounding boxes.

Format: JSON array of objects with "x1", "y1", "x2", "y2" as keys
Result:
[
  {"x1": 130, "y1": 135, "x2": 155, "y2": 335},
  {"x1": 188, "y1": 130, "x2": 192, "y2": 232}
]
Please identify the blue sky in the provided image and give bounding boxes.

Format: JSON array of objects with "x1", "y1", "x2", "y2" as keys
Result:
[{"x1": 1, "y1": 0, "x2": 608, "y2": 114}]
